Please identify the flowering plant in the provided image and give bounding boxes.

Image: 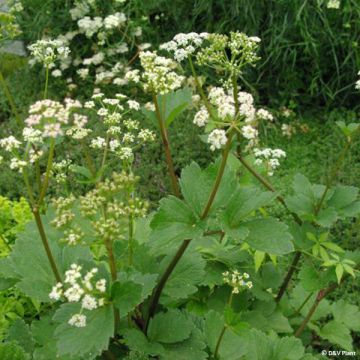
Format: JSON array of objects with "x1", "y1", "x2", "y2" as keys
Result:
[{"x1": 0, "y1": 29, "x2": 359, "y2": 360}]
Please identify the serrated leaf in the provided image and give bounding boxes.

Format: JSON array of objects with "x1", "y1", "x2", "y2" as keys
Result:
[
  {"x1": 179, "y1": 162, "x2": 237, "y2": 217},
  {"x1": 327, "y1": 186, "x2": 359, "y2": 209},
  {"x1": 243, "y1": 218, "x2": 294, "y2": 255},
  {"x1": 53, "y1": 303, "x2": 114, "y2": 358},
  {"x1": 332, "y1": 300, "x2": 360, "y2": 331},
  {"x1": 221, "y1": 187, "x2": 276, "y2": 227},
  {"x1": 112, "y1": 280, "x2": 143, "y2": 316},
  {"x1": 316, "y1": 207, "x2": 338, "y2": 227},
  {"x1": 123, "y1": 328, "x2": 164, "y2": 356},
  {"x1": 318, "y1": 320, "x2": 353, "y2": 351},
  {"x1": 6, "y1": 319, "x2": 34, "y2": 354},
  {"x1": 161, "y1": 251, "x2": 206, "y2": 301},
  {"x1": 0, "y1": 342, "x2": 29, "y2": 360},
  {"x1": 335, "y1": 264, "x2": 344, "y2": 283},
  {"x1": 6, "y1": 212, "x2": 92, "y2": 302},
  {"x1": 148, "y1": 309, "x2": 192, "y2": 344},
  {"x1": 298, "y1": 265, "x2": 326, "y2": 291},
  {"x1": 149, "y1": 196, "x2": 202, "y2": 253},
  {"x1": 293, "y1": 174, "x2": 314, "y2": 199}
]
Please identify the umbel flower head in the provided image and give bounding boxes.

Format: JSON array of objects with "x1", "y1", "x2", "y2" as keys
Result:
[
  {"x1": 49, "y1": 264, "x2": 107, "y2": 328},
  {"x1": 223, "y1": 270, "x2": 253, "y2": 294},
  {"x1": 130, "y1": 51, "x2": 185, "y2": 95},
  {"x1": 28, "y1": 38, "x2": 70, "y2": 66}
]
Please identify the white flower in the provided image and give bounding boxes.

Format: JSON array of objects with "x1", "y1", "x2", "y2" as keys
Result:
[
  {"x1": 9, "y1": 158, "x2": 27, "y2": 173},
  {"x1": 207, "y1": 129, "x2": 227, "y2": 151},
  {"x1": 68, "y1": 313, "x2": 86, "y2": 327},
  {"x1": 109, "y1": 139, "x2": 120, "y2": 151},
  {"x1": 95, "y1": 279, "x2": 107, "y2": 293},
  {"x1": 64, "y1": 283, "x2": 84, "y2": 302},
  {"x1": 104, "y1": 12, "x2": 126, "y2": 29},
  {"x1": 49, "y1": 283, "x2": 63, "y2": 301},
  {"x1": 127, "y1": 100, "x2": 140, "y2": 110},
  {"x1": 77, "y1": 16, "x2": 103, "y2": 38},
  {"x1": 82, "y1": 294, "x2": 98, "y2": 310},
  {"x1": 193, "y1": 107, "x2": 209, "y2": 127},
  {"x1": 241, "y1": 125, "x2": 258, "y2": 140},
  {"x1": 64, "y1": 264, "x2": 82, "y2": 284},
  {"x1": 51, "y1": 69, "x2": 62, "y2": 77},
  {"x1": 0, "y1": 136, "x2": 21, "y2": 151},
  {"x1": 327, "y1": 0, "x2": 340, "y2": 9},
  {"x1": 138, "y1": 129, "x2": 156, "y2": 142},
  {"x1": 118, "y1": 147, "x2": 133, "y2": 160},
  {"x1": 91, "y1": 137, "x2": 106, "y2": 149},
  {"x1": 257, "y1": 108, "x2": 273, "y2": 121}
]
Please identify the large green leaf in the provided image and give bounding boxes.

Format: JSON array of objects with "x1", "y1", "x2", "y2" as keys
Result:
[
  {"x1": 179, "y1": 162, "x2": 237, "y2": 217},
  {"x1": 159, "y1": 329, "x2": 207, "y2": 360},
  {"x1": 148, "y1": 309, "x2": 193, "y2": 344},
  {"x1": 161, "y1": 251, "x2": 206, "y2": 302},
  {"x1": 149, "y1": 196, "x2": 203, "y2": 253},
  {"x1": 317, "y1": 320, "x2": 353, "y2": 351},
  {"x1": 112, "y1": 280, "x2": 143, "y2": 316},
  {"x1": 6, "y1": 319, "x2": 34, "y2": 354},
  {"x1": 123, "y1": 328, "x2": 164, "y2": 356},
  {"x1": 5, "y1": 213, "x2": 92, "y2": 302},
  {"x1": 53, "y1": 303, "x2": 114, "y2": 359},
  {"x1": 243, "y1": 218, "x2": 294, "y2": 255},
  {"x1": 0, "y1": 342, "x2": 29, "y2": 360},
  {"x1": 332, "y1": 300, "x2": 360, "y2": 332}
]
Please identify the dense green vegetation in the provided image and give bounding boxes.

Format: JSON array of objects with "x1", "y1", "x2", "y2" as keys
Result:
[{"x1": 0, "y1": 0, "x2": 359, "y2": 359}]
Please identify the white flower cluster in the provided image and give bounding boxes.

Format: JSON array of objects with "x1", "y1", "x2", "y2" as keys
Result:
[
  {"x1": 327, "y1": 0, "x2": 340, "y2": 9},
  {"x1": 222, "y1": 270, "x2": 253, "y2": 294},
  {"x1": 28, "y1": 39, "x2": 70, "y2": 66},
  {"x1": 88, "y1": 92, "x2": 155, "y2": 161},
  {"x1": 136, "y1": 51, "x2": 185, "y2": 94},
  {"x1": 160, "y1": 32, "x2": 209, "y2": 62},
  {"x1": 25, "y1": 99, "x2": 82, "y2": 139},
  {"x1": 281, "y1": 123, "x2": 296, "y2": 138},
  {"x1": 207, "y1": 129, "x2": 227, "y2": 151},
  {"x1": 49, "y1": 264, "x2": 107, "y2": 328},
  {"x1": 355, "y1": 71, "x2": 360, "y2": 90},
  {"x1": 254, "y1": 148, "x2": 286, "y2": 176}
]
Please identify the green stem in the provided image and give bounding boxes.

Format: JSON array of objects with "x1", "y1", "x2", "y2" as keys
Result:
[
  {"x1": 153, "y1": 94, "x2": 180, "y2": 197},
  {"x1": 291, "y1": 292, "x2": 313, "y2": 316},
  {"x1": 0, "y1": 69, "x2": 22, "y2": 126},
  {"x1": 214, "y1": 293, "x2": 234, "y2": 359},
  {"x1": 128, "y1": 214, "x2": 134, "y2": 266},
  {"x1": 37, "y1": 139, "x2": 55, "y2": 207},
  {"x1": 81, "y1": 140, "x2": 96, "y2": 177},
  {"x1": 32, "y1": 208, "x2": 61, "y2": 282},
  {"x1": 43, "y1": 65, "x2": 49, "y2": 99},
  {"x1": 22, "y1": 168, "x2": 36, "y2": 207},
  {"x1": 145, "y1": 131, "x2": 235, "y2": 329}
]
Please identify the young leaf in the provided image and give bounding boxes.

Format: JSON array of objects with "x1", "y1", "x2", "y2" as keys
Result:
[
  {"x1": 254, "y1": 251, "x2": 266, "y2": 272},
  {"x1": 335, "y1": 263, "x2": 344, "y2": 283}
]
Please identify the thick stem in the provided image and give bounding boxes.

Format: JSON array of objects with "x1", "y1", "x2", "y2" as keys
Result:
[
  {"x1": 145, "y1": 239, "x2": 191, "y2": 330},
  {"x1": 295, "y1": 284, "x2": 337, "y2": 337},
  {"x1": 145, "y1": 131, "x2": 235, "y2": 329},
  {"x1": 276, "y1": 251, "x2": 302, "y2": 303},
  {"x1": 0, "y1": 69, "x2": 22, "y2": 126},
  {"x1": 33, "y1": 208, "x2": 61, "y2": 282},
  {"x1": 43, "y1": 65, "x2": 49, "y2": 99},
  {"x1": 153, "y1": 94, "x2": 180, "y2": 197}
]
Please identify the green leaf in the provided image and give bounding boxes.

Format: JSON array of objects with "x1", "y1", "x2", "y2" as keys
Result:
[
  {"x1": 298, "y1": 265, "x2": 326, "y2": 291},
  {"x1": 179, "y1": 162, "x2": 237, "y2": 217},
  {"x1": 221, "y1": 187, "x2": 276, "y2": 227},
  {"x1": 254, "y1": 251, "x2": 266, "y2": 272},
  {"x1": 123, "y1": 328, "x2": 164, "y2": 356},
  {"x1": 318, "y1": 320, "x2": 353, "y2": 351},
  {"x1": 53, "y1": 303, "x2": 114, "y2": 359},
  {"x1": 6, "y1": 319, "x2": 34, "y2": 354},
  {"x1": 321, "y1": 241, "x2": 344, "y2": 253},
  {"x1": 243, "y1": 218, "x2": 294, "y2": 255},
  {"x1": 159, "y1": 329, "x2": 207, "y2": 360},
  {"x1": 150, "y1": 196, "x2": 203, "y2": 253},
  {"x1": 327, "y1": 186, "x2": 359, "y2": 209},
  {"x1": 332, "y1": 300, "x2": 360, "y2": 331},
  {"x1": 316, "y1": 207, "x2": 338, "y2": 227},
  {"x1": 0, "y1": 342, "x2": 29, "y2": 360},
  {"x1": 293, "y1": 174, "x2": 314, "y2": 199},
  {"x1": 335, "y1": 264, "x2": 344, "y2": 283},
  {"x1": 161, "y1": 252, "x2": 206, "y2": 301},
  {"x1": 5, "y1": 212, "x2": 92, "y2": 302},
  {"x1": 343, "y1": 264, "x2": 355, "y2": 277},
  {"x1": 148, "y1": 309, "x2": 192, "y2": 344},
  {"x1": 112, "y1": 280, "x2": 143, "y2": 316},
  {"x1": 143, "y1": 88, "x2": 192, "y2": 128}
]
